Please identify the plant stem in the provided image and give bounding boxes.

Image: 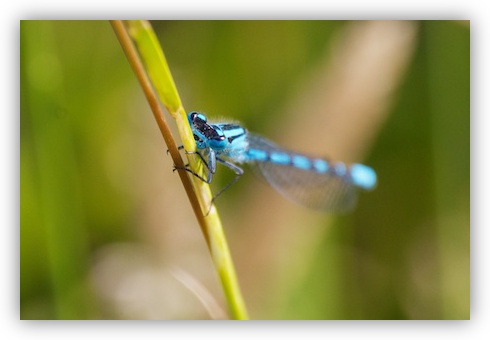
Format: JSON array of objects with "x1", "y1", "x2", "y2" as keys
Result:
[{"x1": 110, "y1": 20, "x2": 249, "y2": 320}]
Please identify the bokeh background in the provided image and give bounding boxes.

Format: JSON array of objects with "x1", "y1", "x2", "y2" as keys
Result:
[{"x1": 20, "y1": 20, "x2": 469, "y2": 320}]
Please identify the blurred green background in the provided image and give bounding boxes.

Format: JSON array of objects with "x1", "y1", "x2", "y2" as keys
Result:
[{"x1": 20, "y1": 20, "x2": 469, "y2": 320}]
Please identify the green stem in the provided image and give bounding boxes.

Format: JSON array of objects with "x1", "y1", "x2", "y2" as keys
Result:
[{"x1": 110, "y1": 20, "x2": 249, "y2": 320}]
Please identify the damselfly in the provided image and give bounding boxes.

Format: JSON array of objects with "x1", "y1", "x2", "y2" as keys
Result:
[{"x1": 178, "y1": 111, "x2": 377, "y2": 212}]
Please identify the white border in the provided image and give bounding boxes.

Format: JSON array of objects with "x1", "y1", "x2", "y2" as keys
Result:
[{"x1": 6, "y1": 1, "x2": 487, "y2": 339}]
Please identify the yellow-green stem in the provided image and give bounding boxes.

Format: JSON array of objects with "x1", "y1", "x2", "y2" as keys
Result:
[{"x1": 110, "y1": 20, "x2": 248, "y2": 320}]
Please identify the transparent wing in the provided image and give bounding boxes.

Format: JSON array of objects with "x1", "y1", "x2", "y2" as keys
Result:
[{"x1": 246, "y1": 134, "x2": 358, "y2": 212}]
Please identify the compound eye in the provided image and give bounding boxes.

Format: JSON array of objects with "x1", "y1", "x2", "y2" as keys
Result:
[
  {"x1": 190, "y1": 111, "x2": 207, "y2": 123},
  {"x1": 189, "y1": 111, "x2": 198, "y2": 122}
]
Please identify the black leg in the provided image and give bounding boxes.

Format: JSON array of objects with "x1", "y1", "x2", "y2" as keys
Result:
[
  {"x1": 198, "y1": 158, "x2": 244, "y2": 216},
  {"x1": 172, "y1": 165, "x2": 210, "y2": 183},
  {"x1": 211, "y1": 157, "x2": 244, "y2": 202},
  {"x1": 167, "y1": 145, "x2": 185, "y2": 155},
  {"x1": 172, "y1": 149, "x2": 215, "y2": 184},
  {"x1": 172, "y1": 150, "x2": 244, "y2": 216}
]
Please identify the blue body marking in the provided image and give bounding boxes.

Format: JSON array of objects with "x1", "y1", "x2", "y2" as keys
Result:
[{"x1": 185, "y1": 111, "x2": 377, "y2": 212}]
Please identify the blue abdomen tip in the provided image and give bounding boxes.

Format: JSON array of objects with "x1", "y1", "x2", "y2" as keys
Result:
[{"x1": 350, "y1": 164, "x2": 377, "y2": 190}]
